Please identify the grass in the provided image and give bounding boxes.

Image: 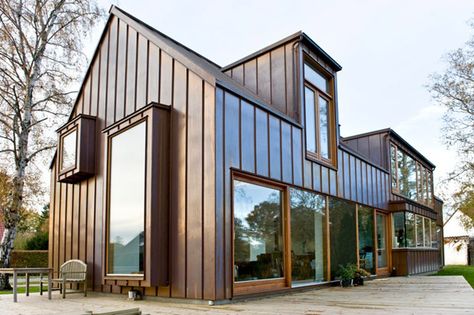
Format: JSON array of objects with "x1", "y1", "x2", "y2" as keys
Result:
[
  {"x1": 0, "y1": 285, "x2": 48, "y2": 295},
  {"x1": 435, "y1": 265, "x2": 474, "y2": 288}
]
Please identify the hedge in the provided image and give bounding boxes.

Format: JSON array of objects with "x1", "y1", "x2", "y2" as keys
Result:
[{"x1": 11, "y1": 250, "x2": 48, "y2": 268}]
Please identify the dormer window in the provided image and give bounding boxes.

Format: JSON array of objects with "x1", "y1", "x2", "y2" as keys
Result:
[
  {"x1": 303, "y1": 60, "x2": 335, "y2": 165},
  {"x1": 390, "y1": 143, "x2": 433, "y2": 206},
  {"x1": 57, "y1": 114, "x2": 96, "y2": 183}
]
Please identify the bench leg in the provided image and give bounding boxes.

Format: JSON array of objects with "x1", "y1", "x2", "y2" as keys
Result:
[
  {"x1": 84, "y1": 281, "x2": 87, "y2": 297},
  {"x1": 40, "y1": 273, "x2": 43, "y2": 295},
  {"x1": 13, "y1": 271, "x2": 17, "y2": 303},
  {"x1": 26, "y1": 273, "x2": 29, "y2": 296},
  {"x1": 62, "y1": 279, "x2": 66, "y2": 299}
]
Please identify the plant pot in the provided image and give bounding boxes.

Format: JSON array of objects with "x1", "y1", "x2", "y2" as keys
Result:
[
  {"x1": 353, "y1": 276, "x2": 364, "y2": 286},
  {"x1": 341, "y1": 279, "x2": 352, "y2": 287}
]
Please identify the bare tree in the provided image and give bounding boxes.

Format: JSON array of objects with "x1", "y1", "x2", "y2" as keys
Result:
[
  {"x1": 428, "y1": 20, "x2": 474, "y2": 229},
  {"x1": 0, "y1": 0, "x2": 103, "y2": 289}
]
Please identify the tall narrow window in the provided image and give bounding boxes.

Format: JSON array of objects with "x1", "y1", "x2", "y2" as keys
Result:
[
  {"x1": 304, "y1": 87, "x2": 316, "y2": 153},
  {"x1": 60, "y1": 129, "x2": 77, "y2": 171},
  {"x1": 358, "y1": 206, "x2": 375, "y2": 274},
  {"x1": 108, "y1": 121, "x2": 146, "y2": 275},
  {"x1": 304, "y1": 61, "x2": 333, "y2": 163},
  {"x1": 392, "y1": 212, "x2": 406, "y2": 248},
  {"x1": 233, "y1": 179, "x2": 284, "y2": 282},
  {"x1": 415, "y1": 215, "x2": 424, "y2": 247},
  {"x1": 290, "y1": 188, "x2": 327, "y2": 285}
]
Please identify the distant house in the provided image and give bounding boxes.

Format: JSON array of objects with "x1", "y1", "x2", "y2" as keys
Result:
[
  {"x1": 444, "y1": 236, "x2": 469, "y2": 265},
  {"x1": 49, "y1": 6, "x2": 444, "y2": 302}
]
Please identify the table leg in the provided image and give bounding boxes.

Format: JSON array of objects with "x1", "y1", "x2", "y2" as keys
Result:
[
  {"x1": 48, "y1": 270, "x2": 52, "y2": 300},
  {"x1": 13, "y1": 271, "x2": 17, "y2": 303},
  {"x1": 26, "y1": 273, "x2": 29, "y2": 296}
]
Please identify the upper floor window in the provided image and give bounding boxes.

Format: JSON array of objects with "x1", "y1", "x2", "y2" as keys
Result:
[
  {"x1": 303, "y1": 61, "x2": 334, "y2": 164},
  {"x1": 390, "y1": 144, "x2": 433, "y2": 206},
  {"x1": 60, "y1": 129, "x2": 77, "y2": 171}
]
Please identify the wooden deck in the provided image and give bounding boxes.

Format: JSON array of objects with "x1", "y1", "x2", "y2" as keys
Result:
[{"x1": 1, "y1": 276, "x2": 473, "y2": 314}]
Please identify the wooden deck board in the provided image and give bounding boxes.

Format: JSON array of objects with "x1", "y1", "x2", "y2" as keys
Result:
[{"x1": 1, "y1": 276, "x2": 473, "y2": 314}]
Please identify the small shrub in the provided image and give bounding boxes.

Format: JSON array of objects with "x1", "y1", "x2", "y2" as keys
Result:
[
  {"x1": 25, "y1": 232, "x2": 48, "y2": 250},
  {"x1": 338, "y1": 263, "x2": 357, "y2": 281}
]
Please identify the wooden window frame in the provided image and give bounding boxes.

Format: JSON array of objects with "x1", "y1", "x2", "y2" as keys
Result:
[
  {"x1": 231, "y1": 172, "x2": 290, "y2": 296},
  {"x1": 102, "y1": 103, "x2": 170, "y2": 287},
  {"x1": 302, "y1": 58, "x2": 337, "y2": 168},
  {"x1": 59, "y1": 127, "x2": 78, "y2": 173},
  {"x1": 56, "y1": 114, "x2": 96, "y2": 183},
  {"x1": 390, "y1": 142, "x2": 434, "y2": 207}
]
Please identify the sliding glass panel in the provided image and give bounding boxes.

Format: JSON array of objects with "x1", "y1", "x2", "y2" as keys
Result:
[
  {"x1": 304, "y1": 87, "x2": 316, "y2": 153},
  {"x1": 233, "y1": 180, "x2": 283, "y2": 282},
  {"x1": 304, "y1": 63, "x2": 328, "y2": 93},
  {"x1": 424, "y1": 217, "x2": 431, "y2": 247},
  {"x1": 405, "y1": 212, "x2": 416, "y2": 247},
  {"x1": 427, "y1": 172, "x2": 433, "y2": 206},
  {"x1": 61, "y1": 129, "x2": 77, "y2": 171},
  {"x1": 358, "y1": 206, "x2": 375, "y2": 274},
  {"x1": 392, "y1": 212, "x2": 406, "y2": 248},
  {"x1": 108, "y1": 121, "x2": 146, "y2": 275},
  {"x1": 329, "y1": 198, "x2": 357, "y2": 279},
  {"x1": 319, "y1": 97, "x2": 330, "y2": 159},
  {"x1": 376, "y1": 213, "x2": 387, "y2": 268},
  {"x1": 290, "y1": 189, "x2": 327, "y2": 285},
  {"x1": 415, "y1": 215, "x2": 424, "y2": 247}
]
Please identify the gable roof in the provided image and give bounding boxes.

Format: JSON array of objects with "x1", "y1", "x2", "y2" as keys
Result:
[
  {"x1": 342, "y1": 128, "x2": 436, "y2": 169},
  {"x1": 222, "y1": 31, "x2": 342, "y2": 72}
]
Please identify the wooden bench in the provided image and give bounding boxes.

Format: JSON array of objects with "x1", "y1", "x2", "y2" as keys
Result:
[{"x1": 41, "y1": 259, "x2": 87, "y2": 298}]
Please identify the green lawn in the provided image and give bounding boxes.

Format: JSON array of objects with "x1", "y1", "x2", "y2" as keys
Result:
[
  {"x1": 435, "y1": 265, "x2": 474, "y2": 288},
  {"x1": 0, "y1": 286, "x2": 48, "y2": 295}
]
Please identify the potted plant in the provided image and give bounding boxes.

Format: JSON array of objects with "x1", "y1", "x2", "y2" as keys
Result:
[
  {"x1": 337, "y1": 263, "x2": 357, "y2": 287},
  {"x1": 353, "y1": 268, "x2": 371, "y2": 286}
]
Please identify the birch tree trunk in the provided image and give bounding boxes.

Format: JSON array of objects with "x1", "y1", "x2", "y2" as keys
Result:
[{"x1": 0, "y1": 0, "x2": 103, "y2": 290}]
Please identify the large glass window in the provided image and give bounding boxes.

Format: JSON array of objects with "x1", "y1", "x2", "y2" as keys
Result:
[
  {"x1": 290, "y1": 189, "x2": 327, "y2": 285},
  {"x1": 108, "y1": 121, "x2": 146, "y2": 275},
  {"x1": 233, "y1": 180, "x2": 284, "y2": 282},
  {"x1": 329, "y1": 198, "x2": 357, "y2": 279},
  {"x1": 390, "y1": 144, "x2": 433, "y2": 206},
  {"x1": 60, "y1": 129, "x2": 77, "y2": 171},
  {"x1": 358, "y1": 206, "x2": 375, "y2": 274},
  {"x1": 304, "y1": 62, "x2": 333, "y2": 163},
  {"x1": 392, "y1": 212, "x2": 438, "y2": 249},
  {"x1": 392, "y1": 212, "x2": 406, "y2": 248}
]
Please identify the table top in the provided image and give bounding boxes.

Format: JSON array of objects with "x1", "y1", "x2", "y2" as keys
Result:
[{"x1": 0, "y1": 267, "x2": 52, "y2": 273}]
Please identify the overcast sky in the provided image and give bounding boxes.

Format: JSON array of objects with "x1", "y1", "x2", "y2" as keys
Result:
[{"x1": 84, "y1": 0, "x2": 474, "y2": 233}]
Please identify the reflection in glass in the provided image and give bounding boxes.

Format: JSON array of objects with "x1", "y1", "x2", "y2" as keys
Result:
[
  {"x1": 304, "y1": 63, "x2": 328, "y2": 93},
  {"x1": 407, "y1": 156, "x2": 417, "y2": 199},
  {"x1": 358, "y1": 206, "x2": 375, "y2": 274},
  {"x1": 233, "y1": 180, "x2": 283, "y2": 282},
  {"x1": 304, "y1": 87, "x2": 316, "y2": 153},
  {"x1": 319, "y1": 97, "x2": 330, "y2": 159},
  {"x1": 290, "y1": 189, "x2": 327, "y2": 285},
  {"x1": 416, "y1": 215, "x2": 424, "y2": 247},
  {"x1": 431, "y1": 220, "x2": 438, "y2": 248},
  {"x1": 424, "y1": 217, "x2": 431, "y2": 247},
  {"x1": 397, "y1": 149, "x2": 406, "y2": 194},
  {"x1": 392, "y1": 212, "x2": 405, "y2": 248},
  {"x1": 376, "y1": 213, "x2": 387, "y2": 268},
  {"x1": 390, "y1": 145, "x2": 397, "y2": 189},
  {"x1": 329, "y1": 198, "x2": 357, "y2": 279},
  {"x1": 406, "y1": 212, "x2": 415, "y2": 247},
  {"x1": 61, "y1": 130, "x2": 77, "y2": 171},
  {"x1": 108, "y1": 122, "x2": 146, "y2": 275}
]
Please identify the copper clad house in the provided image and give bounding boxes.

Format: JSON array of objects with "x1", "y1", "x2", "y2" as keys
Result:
[{"x1": 49, "y1": 6, "x2": 444, "y2": 301}]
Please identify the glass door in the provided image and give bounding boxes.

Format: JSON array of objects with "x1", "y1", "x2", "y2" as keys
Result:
[{"x1": 376, "y1": 212, "x2": 388, "y2": 274}]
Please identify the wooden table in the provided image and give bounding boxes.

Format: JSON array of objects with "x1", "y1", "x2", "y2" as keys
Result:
[{"x1": 0, "y1": 267, "x2": 52, "y2": 302}]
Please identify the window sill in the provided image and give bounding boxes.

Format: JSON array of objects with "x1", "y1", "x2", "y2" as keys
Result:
[
  {"x1": 104, "y1": 274, "x2": 144, "y2": 281},
  {"x1": 305, "y1": 153, "x2": 337, "y2": 171}
]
